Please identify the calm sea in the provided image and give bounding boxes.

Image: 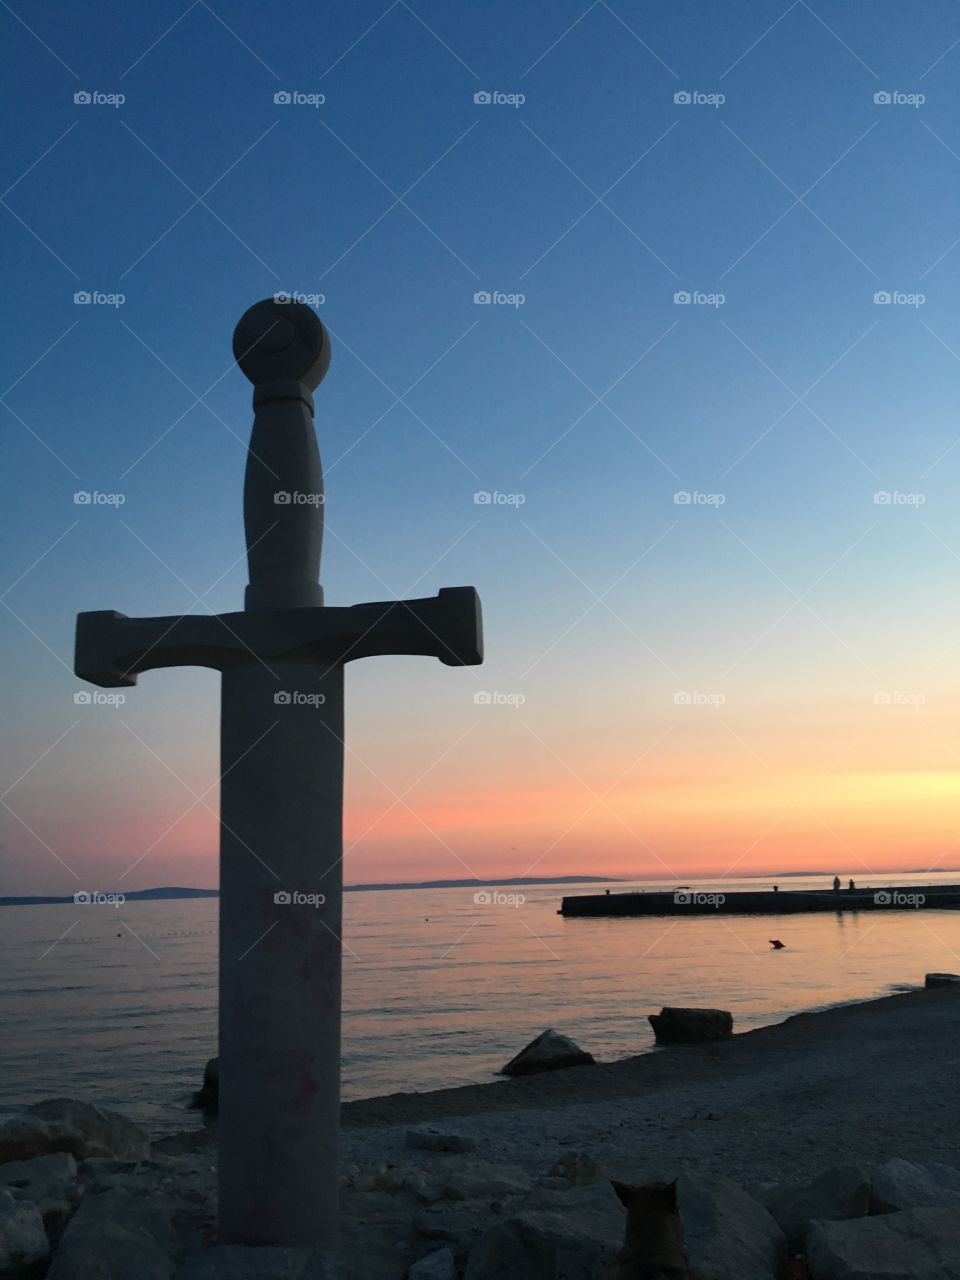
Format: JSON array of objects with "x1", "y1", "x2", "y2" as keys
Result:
[{"x1": 3, "y1": 874, "x2": 960, "y2": 1135}]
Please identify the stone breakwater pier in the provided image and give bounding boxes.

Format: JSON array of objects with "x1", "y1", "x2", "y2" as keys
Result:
[{"x1": 560, "y1": 884, "x2": 960, "y2": 917}]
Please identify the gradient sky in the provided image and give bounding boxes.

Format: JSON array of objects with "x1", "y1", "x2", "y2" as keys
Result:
[{"x1": 4, "y1": 0, "x2": 960, "y2": 895}]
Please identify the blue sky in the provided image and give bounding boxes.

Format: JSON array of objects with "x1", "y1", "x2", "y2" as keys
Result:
[{"x1": 4, "y1": 0, "x2": 960, "y2": 895}]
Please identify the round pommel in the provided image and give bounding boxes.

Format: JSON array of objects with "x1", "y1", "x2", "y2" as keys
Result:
[{"x1": 232, "y1": 297, "x2": 331, "y2": 389}]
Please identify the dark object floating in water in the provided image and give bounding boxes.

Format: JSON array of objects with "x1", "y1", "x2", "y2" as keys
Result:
[
  {"x1": 560, "y1": 885, "x2": 960, "y2": 918},
  {"x1": 770, "y1": 939, "x2": 785, "y2": 949}
]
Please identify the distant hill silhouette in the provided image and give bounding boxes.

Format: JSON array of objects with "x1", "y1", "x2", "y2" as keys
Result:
[{"x1": 0, "y1": 875, "x2": 615, "y2": 906}]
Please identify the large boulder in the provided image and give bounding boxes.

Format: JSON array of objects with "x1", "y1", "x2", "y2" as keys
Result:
[
  {"x1": 763, "y1": 1164, "x2": 870, "y2": 1250},
  {"x1": 0, "y1": 1100, "x2": 149, "y2": 1165},
  {"x1": 0, "y1": 1151, "x2": 81, "y2": 1240},
  {"x1": 500, "y1": 1030, "x2": 595, "y2": 1077},
  {"x1": 924, "y1": 972, "x2": 960, "y2": 988},
  {"x1": 677, "y1": 1173, "x2": 785, "y2": 1280},
  {"x1": 0, "y1": 1117, "x2": 65, "y2": 1166},
  {"x1": 465, "y1": 1181, "x2": 622, "y2": 1278},
  {"x1": 870, "y1": 1158, "x2": 960, "y2": 1214},
  {"x1": 192, "y1": 1058, "x2": 219, "y2": 1115},
  {"x1": 414, "y1": 1199, "x2": 498, "y2": 1252},
  {"x1": 0, "y1": 1188, "x2": 48, "y2": 1274},
  {"x1": 46, "y1": 1187, "x2": 181, "y2": 1280},
  {"x1": 463, "y1": 1210, "x2": 615, "y2": 1279},
  {"x1": 648, "y1": 1007, "x2": 733, "y2": 1045},
  {"x1": 0, "y1": 1152, "x2": 79, "y2": 1202},
  {"x1": 807, "y1": 1207, "x2": 960, "y2": 1278}
]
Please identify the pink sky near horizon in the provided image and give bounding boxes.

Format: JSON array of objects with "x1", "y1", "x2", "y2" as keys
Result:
[{"x1": 14, "y1": 693, "x2": 960, "y2": 895}]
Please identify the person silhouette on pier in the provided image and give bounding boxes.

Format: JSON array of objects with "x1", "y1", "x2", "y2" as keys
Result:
[
  {"x1": 833, "y1": 875, "x2": 841, "y2": 893},
  {"x1": 848, "y1": 878, "x2": 855, "y2": 892}
]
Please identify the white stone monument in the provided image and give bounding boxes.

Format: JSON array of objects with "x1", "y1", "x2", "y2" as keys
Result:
[{"x1": 74, "y1": 298, "x2": 483, "y2": 1256}]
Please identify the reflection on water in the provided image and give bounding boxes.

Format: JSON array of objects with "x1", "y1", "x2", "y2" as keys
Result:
[{"x1": 2, "y1": 873, "x2": 959, "y2": 1134}]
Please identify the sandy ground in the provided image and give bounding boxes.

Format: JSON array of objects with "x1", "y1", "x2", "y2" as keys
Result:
[{"x1": 157, "y1": 986, "x2": 960, "y2": 1190}]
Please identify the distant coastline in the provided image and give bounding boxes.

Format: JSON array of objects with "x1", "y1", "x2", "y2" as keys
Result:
[
  {"x1": 0, "y1": 875, "x2": 616, "y2": 907},
  {"x1": 5, "y1": 867, "x2": 960, "y2": 906}
]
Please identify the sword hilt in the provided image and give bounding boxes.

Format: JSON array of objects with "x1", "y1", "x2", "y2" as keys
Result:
[{"x1": 233, "y1": 298, "x2": 331, "y2": 612}]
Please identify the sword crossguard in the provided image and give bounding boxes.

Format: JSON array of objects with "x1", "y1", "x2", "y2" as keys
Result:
[{"x1": 75, "y1": 587, "x2": 483, "y2": 688}]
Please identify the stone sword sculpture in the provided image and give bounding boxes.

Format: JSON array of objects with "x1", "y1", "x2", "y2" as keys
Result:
[{"x1": 74, "y1": 298, "x2": 483, "y2": 1254}]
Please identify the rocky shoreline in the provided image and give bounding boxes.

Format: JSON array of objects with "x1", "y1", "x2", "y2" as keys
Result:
[{"x1": 2, "y1": 984, "x2": 959, "y2": 1278}]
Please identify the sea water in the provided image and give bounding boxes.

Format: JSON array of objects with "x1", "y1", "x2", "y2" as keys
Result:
[{"x1": 2, "y1": 872, "x2": 959, "y2": 1134}]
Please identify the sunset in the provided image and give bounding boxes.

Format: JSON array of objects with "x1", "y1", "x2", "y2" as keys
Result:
[{"x1": 4, "y1": 2, "x2": 960, "y2": 1276}]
